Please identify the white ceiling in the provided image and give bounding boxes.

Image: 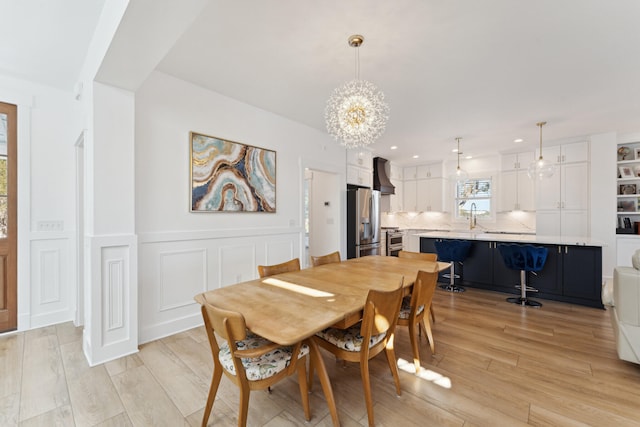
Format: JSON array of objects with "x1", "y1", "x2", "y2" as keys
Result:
[
  {"x1": 0, "y1": 0, "x2": 105, "y2": 90},
  {"x1": 4, "y1": 0, "x2": 640, "y2": 165}
]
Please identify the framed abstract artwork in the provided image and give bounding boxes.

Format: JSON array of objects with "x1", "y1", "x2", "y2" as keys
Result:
[{"x1": 190, "y1": 132, "x2": 276, "y2": 212}]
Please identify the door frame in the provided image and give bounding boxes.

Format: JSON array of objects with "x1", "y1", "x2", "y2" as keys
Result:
[{"x1": 0, "y1": 102, "x2": 17, "y2": 332}]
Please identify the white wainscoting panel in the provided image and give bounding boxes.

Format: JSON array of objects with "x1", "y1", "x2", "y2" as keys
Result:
[
  {"x1": 138, "y1": 228, "x2": 301, "y2": 343},
  {"x1": 159, "y1": 248, "x2": 207, "y2": 311},
  {"x1": 219, "y1": 244, "x2": 256, "y2": 286},
  {"x1": 30, "y1": 238, "x2": 72, "y2": 328},
  {"x1": 265, "y1": 239, "x2": 295, "y2": 266},
  {"x1": 101, "y1": 245, "x2": 130, "y2": 346},
  {"x1": 83, "y1": 234, "x2": 138, "y2": 367}
]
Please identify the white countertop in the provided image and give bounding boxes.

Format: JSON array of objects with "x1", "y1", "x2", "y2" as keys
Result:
[{"x1": 414, "y1": 230, "x2": 605, "y2": 247}]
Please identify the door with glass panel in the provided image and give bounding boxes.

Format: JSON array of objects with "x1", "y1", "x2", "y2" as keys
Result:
[{"x1": 0, "y1": 102, "x2": 17, "y2": 332}]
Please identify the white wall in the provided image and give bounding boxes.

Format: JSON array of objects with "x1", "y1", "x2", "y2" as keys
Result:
[
  {"x1": 590, "y1": 132, "x2": 617, "y2": 278},
  {"x1": 0, "y1": 74, "x2": 80, "y2": 331},
  {"x1": 135, "y1": 71, "x2": 345, "y2": 342},
  {"x1": 308, "y1": 169, "x2": 341, "y2": 260}
]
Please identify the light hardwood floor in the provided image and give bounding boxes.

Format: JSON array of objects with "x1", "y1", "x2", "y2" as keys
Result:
[{"x1": 1, "y1": 287, "x2": 640, "y2": 426}]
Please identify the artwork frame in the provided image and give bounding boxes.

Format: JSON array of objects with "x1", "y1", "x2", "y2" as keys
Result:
[
  {"x1": 190, "y1": 132, "x2": 276, "y2": 212},
  {"x1": 619, "y1": 165, "x2": 635, "y2": 178},
  {"x1": 620, "y1": 184, "x2": 637, "y2": 195}
]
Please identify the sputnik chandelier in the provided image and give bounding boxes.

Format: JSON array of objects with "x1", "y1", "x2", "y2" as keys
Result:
[{"x1": 325, "y1": 35, "x2": 389, "y2": 148}]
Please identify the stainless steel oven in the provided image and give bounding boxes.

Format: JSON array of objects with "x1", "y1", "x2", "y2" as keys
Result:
[{"x1": 386, "y1": 230, "x2": 404, "y2": 257}]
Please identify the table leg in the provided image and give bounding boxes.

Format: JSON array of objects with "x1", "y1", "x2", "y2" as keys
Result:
[{"x1": 307, "y1": 337, "x2": 340, "y2": 426}]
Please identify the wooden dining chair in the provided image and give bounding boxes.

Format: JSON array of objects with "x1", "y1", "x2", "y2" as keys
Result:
[
  {"x1": 257, "y1": 258, "x2": 300, "y2": 278},
  {"x1": 397, "y1": 268, "x2": 439, "y2": 372},
  {"x1": 398, "y1": 250, "x2": 438, "y2": 323},
  {"x1": 199, "y1": 299, "x2": 311, "y2": 427},
  {"x1": 311, "y1": 280, "x2": 404, "y2": 427},
  {"x1": 310, "y1": 250, "x2": 341, "y2": 267}
]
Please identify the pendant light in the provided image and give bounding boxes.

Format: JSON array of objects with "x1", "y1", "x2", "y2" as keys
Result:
[
  {"x1": 325, "y1": 35, "x2": 390, "y2": 148},
  {"x1": 453, "y1": 137, "x2": 469, "y2": 182},
  {"x1": 527, "y1": 121, "x2": 555, "y2": 180}
]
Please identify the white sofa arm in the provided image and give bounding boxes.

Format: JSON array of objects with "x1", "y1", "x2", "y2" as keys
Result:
[
  {"x1": 611, "y1": 266, "x2": 640, "y2": 364},
  {"x1": 613, "y1": 267, "x2": 640, "y2": 327}
]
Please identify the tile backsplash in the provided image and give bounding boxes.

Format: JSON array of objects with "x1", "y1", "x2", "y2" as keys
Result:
[{"x1": 381, "y1": 211, "x2": 536, "y2": 233}]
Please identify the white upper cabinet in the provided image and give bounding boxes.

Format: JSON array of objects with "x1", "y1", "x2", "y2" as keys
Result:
[
  {"x1": 403, "y1": 166, "x2": 417, "y2": 181},
  {"x1": 500, "y1": 169, "x2": 535, "y2": 211},
  {"x1": 389, "y1": 163, "x2": 403, "y2": 181},
  {"x1": 535, "y1": 141, "x2": 590, "y2": 237},
  {"x1": 416, "y1": 163, "x2": 442, "y2": 179},
  {"x1": 346, "y1": 149, "x2": 373, "y2": 168},
  {"x1": 501, "y1": 151, "x2": 535, "y2": 171},
  {"x1": 346, "y1": 149, "x2": 373, "y2": 187},
  {"x1": 538, "y1": 141, "x2": 589, "y2": 165},
  {"x1": 499, "y1": 151, "x2": 536, "y2": 212}
]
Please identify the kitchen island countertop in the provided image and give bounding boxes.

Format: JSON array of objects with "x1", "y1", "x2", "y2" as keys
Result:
[{"x1": 415, "y1": 231, "x2": 605, "y2": 247}]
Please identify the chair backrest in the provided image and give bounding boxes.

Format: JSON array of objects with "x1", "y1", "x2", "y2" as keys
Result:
[
  {"x1": 409, "y1": 269, "x2": 439, "y2": 316},
  {"x1": 498, "y1": 243, "x2": 548, "y2": 272},
  {"x1": 200, "y1": 301, "x2": 249, "y2": 379},
  {"x1": 311, "y1": 251, "x2": 341, "y2": 267},
  {"x1": 258, "y1": 258, "x2": 301, "y2": 278},
  {"x1": 360, "y1": 279, "x2": 404, "y2": 338},
  {"x1": 398, "y1": 250, "x2": 437, "y2": 262},
  {"x1": 434, "y1": 239, "x2": 472, "y2": 262}
]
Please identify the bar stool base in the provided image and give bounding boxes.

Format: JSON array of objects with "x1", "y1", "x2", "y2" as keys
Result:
[
  {"x1": 506, "y1": 296, "x2": 542, "y2": 307},
  {"x1": 439, "y1": 284, "x2": 465, "y2": 293}
]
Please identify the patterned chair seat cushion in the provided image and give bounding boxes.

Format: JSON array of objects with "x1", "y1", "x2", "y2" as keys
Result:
[
  {"x1": 398, "y1": 295, "x2": 425, "y2": 320},
  {"x1": 316, "y1": 323, "x2": 386, "y2": 352},
  {"x1": 219, "y1": 332, "x2": 309, "y2": 381}
]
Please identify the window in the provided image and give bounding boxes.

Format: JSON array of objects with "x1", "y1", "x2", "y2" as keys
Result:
[{"x1": 455, "y1": 178, "x2": 492, "y2": 220}]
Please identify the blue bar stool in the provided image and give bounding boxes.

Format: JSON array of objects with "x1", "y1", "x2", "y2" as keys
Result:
[
  {"x1": 498, "y1": 243, "x2": 548, "y2": 307},
  {"x1": 434, "y1": 239, "x2": 472, "y2": 292}
]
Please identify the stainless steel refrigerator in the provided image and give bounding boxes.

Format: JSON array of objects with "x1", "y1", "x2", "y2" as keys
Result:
[{"x1": 346, "y1": 187, "x2": 381, "y2": 259}]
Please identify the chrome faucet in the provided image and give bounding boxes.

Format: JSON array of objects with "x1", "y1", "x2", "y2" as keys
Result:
[{"x1": 470, "y1": 202, "x2": 477, "y2": 230}]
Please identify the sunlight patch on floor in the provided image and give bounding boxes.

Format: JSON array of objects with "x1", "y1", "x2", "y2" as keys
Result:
[{"x1": 397, "y1": 358, "x2": 452, "y2": 389}]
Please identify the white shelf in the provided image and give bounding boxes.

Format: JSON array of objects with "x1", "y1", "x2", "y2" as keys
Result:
[{"x1": 617, "y1": 211, "x2": 640, "y2": 215}]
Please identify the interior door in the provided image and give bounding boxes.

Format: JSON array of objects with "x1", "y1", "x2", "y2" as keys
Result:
[{"x1": 0, "y1": 102, "x2": 17, "y2": 332}]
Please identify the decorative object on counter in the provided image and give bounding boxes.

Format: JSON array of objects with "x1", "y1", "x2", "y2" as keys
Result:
[
  {"x1": 451, "y1": 137, "x2": 469, "y2": 183},
  {"x1": 528, "y1": 121, "x2": 555, "y2": 180},
  {"x1": 618, "y1": 146, "x2": 631, "y2": 161},
  {"x1": 325, "y1": 34, "x2": 389, "y2": 149},
  {"x1": 498, "y1": 243, "x2": 548, "y2": 307},
  {"x1": 434, "y1": 239, "x2": 471, "y2": 293},
  {"x1": 190, "y1": 132, "x2": 276, "y2": 212}
]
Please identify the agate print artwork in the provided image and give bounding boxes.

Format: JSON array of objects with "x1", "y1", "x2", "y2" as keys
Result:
[{"x1": 190, "y1": 132, "x2": 276, "y2": 212}]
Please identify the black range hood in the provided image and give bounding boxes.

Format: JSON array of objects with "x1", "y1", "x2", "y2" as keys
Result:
[{"x1": 373, "y1": 157, "x2": 395, "y2": 195}]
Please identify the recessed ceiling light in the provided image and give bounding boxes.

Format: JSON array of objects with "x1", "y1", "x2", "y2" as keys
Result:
[
  {"x1": 514, "y1": 138, "x2": 524, "y2": 143},
  {"x1": 412, "y1": 155, "x2": 419, "y2": 159},
  {"x1": 390, "y1": 145, "x2": 398, "y2": 150},
  {"x1": 465, "y1": 155, "x2": 473, "y2": 159},
  {"x1": 452, "y1": 148, "x2": 459, "y2": 153}
]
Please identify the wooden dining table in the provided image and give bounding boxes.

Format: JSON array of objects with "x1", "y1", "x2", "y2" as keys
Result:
[{"x1": 194, "y1": 255, "x2": 450, "y2": 426}]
